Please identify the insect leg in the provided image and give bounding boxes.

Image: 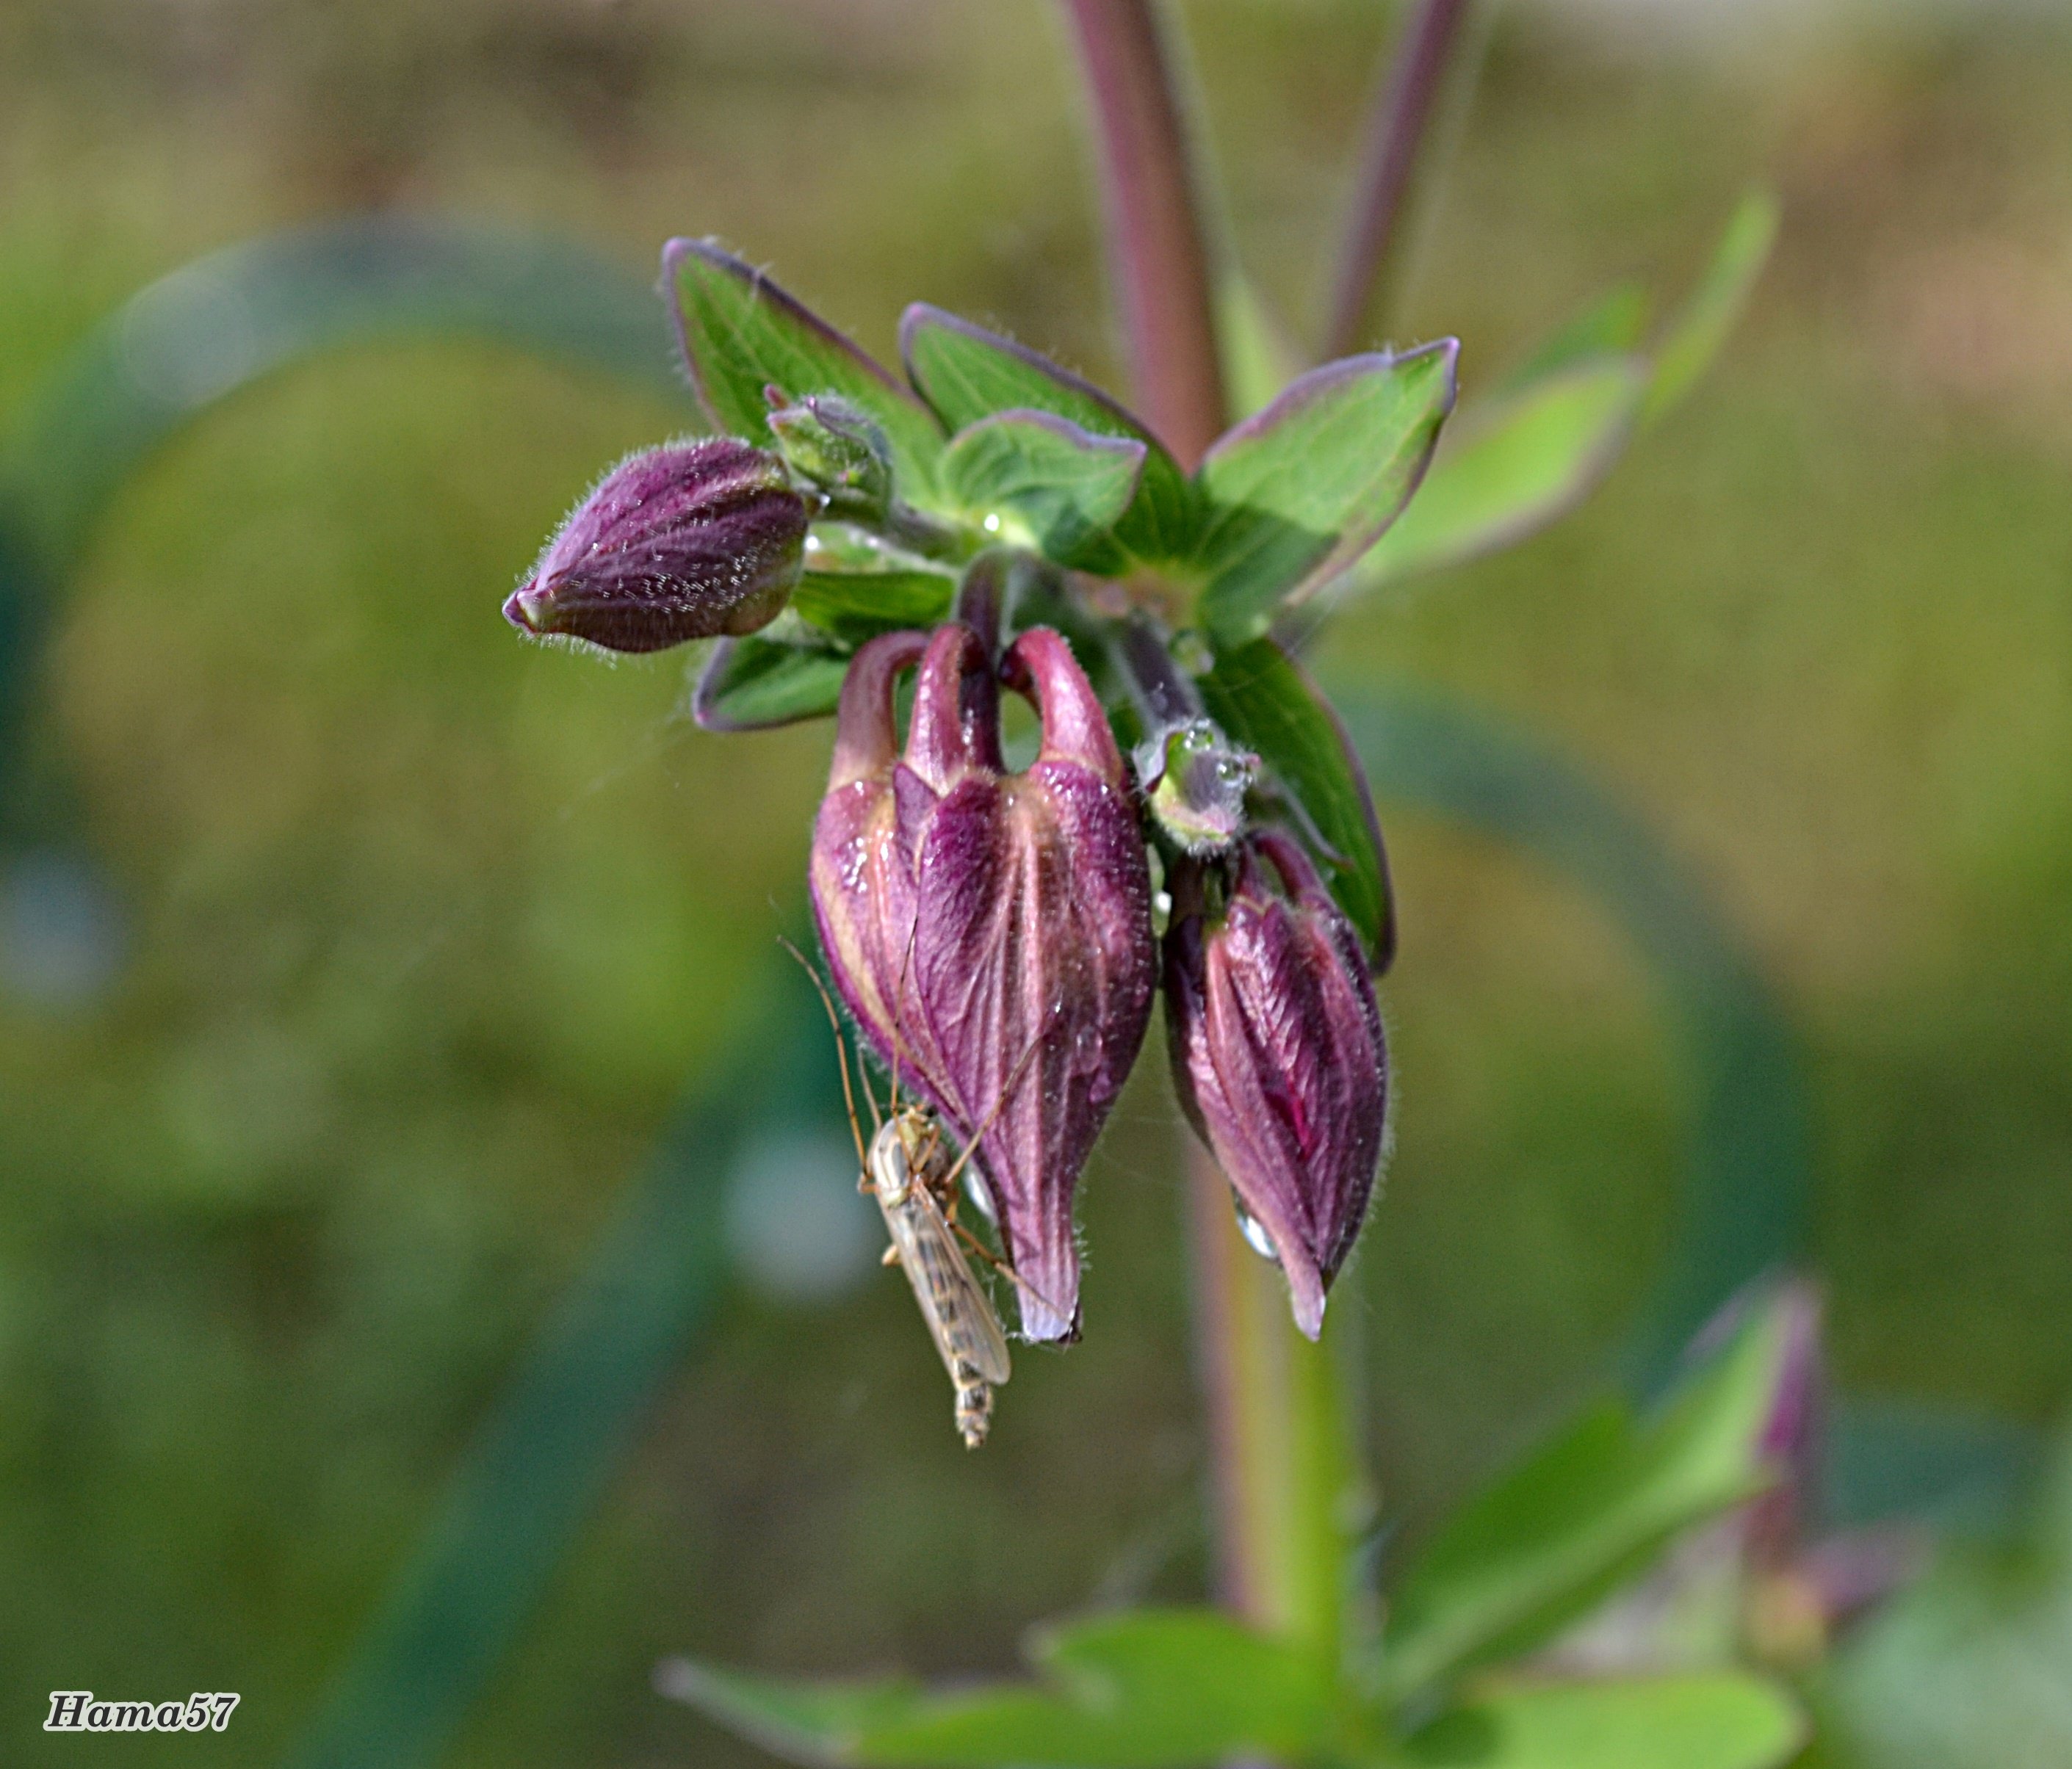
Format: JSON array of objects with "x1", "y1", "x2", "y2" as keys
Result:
[{"x1": 779, "y1": 935, "x2": 876, "y2": 1169}]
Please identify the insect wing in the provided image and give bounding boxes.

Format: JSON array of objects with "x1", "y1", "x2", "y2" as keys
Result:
[{"x1": 876, "y1": 1174, "x2": 1012, "y2": 1387}]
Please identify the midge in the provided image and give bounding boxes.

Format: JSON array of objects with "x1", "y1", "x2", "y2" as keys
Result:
[
  {"x1": 789, "y1": 944, "x2": 1041, "y2": 1449},
  {"x1": 864, "y1": 1104, "x2": 1013, "y2": 1449}
]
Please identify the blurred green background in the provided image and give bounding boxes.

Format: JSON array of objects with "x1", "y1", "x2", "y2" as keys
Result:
[{"x1": 0, "y1": 0, "x2": 2067, "y2": 1763}]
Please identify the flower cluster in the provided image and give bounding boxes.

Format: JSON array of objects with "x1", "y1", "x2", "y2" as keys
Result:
[{"x1": 508, "y1": 239, "x2": 1459, "y2": 1341}]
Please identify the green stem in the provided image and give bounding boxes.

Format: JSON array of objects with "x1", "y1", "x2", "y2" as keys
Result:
[
  {"x1": 1063, "y1": 0, "x2": 1370, "y2": 1666},
  {"x1": 1186, "y1": 1141, "x2": 1366, "y2": 1663}
]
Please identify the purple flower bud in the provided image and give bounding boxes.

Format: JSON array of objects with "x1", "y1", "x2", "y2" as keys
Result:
[
  {"x1": 505, "y1": 438, "x2": 807, "y2": 654},
  {"x1": 811, "y1": 623, "x2": 1156, "y2": 1341},
  {"x1": 1165, "y1": 828, "x2": 1388, "y2": 1339}
]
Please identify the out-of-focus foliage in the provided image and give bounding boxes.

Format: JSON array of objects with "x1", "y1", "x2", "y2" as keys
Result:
[
  {"x1": 1826, "y1": 1415, "x2": 2072, "y2": 1769},
  {"x1": 665, "y1": 1298, "x2": 1806, "y2": 1768},
  {"x1": 1, "y1": 2, "x2": 2069, "y2": 1766}
]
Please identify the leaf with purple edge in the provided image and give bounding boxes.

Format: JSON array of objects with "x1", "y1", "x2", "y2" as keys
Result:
[
  {"x1": 1193, "y1": 341, "x2": 1457, "y2": 649},
  {"x1": 664, "y1": 240, "x2": 946, "y2": 502},
  {"x1": 940, "y1": 410, "x2": 1146, "y2": 569},
  {"x1": 792, "y1": 567, "x2": 953, "y2": 647},
  {"x1": 900, "y1": 304, "x2": 1197, "y2": 562},
  {"x1": 1198, "y1": 638, "x2": 1394, "y2": 970},
  {"x1": 692, "y1": 636, "x2": 850, "y2": 731}
]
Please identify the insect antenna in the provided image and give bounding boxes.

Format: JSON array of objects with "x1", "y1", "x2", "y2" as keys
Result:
[
  {"x1": 926, "y1": 1005, "x2": 1077, "y2": 1326},
  {"x1": 884, "y1": 912, "x2": 925, "y2": 1118},
  {"x1": 778, "y1": 936, "x2": 873, "y2": 1171}
]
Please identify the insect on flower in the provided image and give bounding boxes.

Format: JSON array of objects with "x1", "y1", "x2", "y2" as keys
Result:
[
  {"x1": 865, "y1": 1105, "x2": 1013, "y2": 1450},
  {"x1": 788, "y1": 944, "x2": 1047, "y2": 1449}
]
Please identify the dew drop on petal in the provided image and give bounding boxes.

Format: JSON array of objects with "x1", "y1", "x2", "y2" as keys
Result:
[{"x1": 1234, "y1": 1201, "x2": 1282, "y2": 1266}]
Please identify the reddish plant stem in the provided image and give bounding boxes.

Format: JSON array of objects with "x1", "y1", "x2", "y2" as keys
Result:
[
  {"x1": 1324, "y1": 0, "x2": 1475, "y2": 359},
  {"x1": 1065, "y1": 1, "x2": 1361, "y2": 1657},
  {"x1": 1062, "y1": 0, "x2": 1227, "y2": 467}
]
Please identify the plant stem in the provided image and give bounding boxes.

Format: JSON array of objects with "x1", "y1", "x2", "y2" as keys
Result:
[
  {"x1": 1062, "y1": 0, "x2": 1227, "y2": 467},
  {"x1": 1187, "y1": 1143, "x2": 1363, "y2": 1658},
  {"x1": 1112, "y1": 612, "x2": 1205, "y2": 730},
  {"x1": 1064, "y1": 0, "x2": 1365, "y2": 1664},
  {"x1": 1323, "y1": 0, "x2": 1476, "y2": 360}
]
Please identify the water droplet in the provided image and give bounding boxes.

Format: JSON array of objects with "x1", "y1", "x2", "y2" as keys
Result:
[{"x1": 1234, "y1": 1202, "x2": 1282, "y2": 1266}]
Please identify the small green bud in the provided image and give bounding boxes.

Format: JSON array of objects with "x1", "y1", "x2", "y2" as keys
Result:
[
  {"x1": 765, "y1": 389, "x2": 894, "y2": 517},
  {"x1": 1138, "y1": 717, "x2": 1257, "y2": 855}
]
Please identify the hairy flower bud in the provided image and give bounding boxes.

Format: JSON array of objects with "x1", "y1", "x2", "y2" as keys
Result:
[
  {"x1": 1137, "y1": 717, "x2": 1257, "y2": 856},
  {"x1": 505, "y1": 438, "x2": 806, "y2": 654},
  {"x1": 811, "y1": 622, "x2": 1155, "y2": 1340},
  {"x1": 1165, "y1": 828, "x2": 1388, "y2": 1339}
]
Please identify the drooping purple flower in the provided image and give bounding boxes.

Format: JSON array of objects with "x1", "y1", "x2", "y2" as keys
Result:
[
  {"x1": 810, "y1": 622, "x2": 1156, "y2": 1341},
  {"x1": 504, "y1": 437, "x2": 806, "y2": 654},
  {"x1": 1165, "y1": 828, "x2": 1388, "y2": 1339}
]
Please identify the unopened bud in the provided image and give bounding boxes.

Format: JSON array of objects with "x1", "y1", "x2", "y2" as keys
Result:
[
  {"x1": 1138, "y1": 717, "x2": 1257, "y2": 855},
  {"x1": 505, "y1": 438, "x2": 806, "y2": 654},
  {"x1": 1165, "y1": 829, "x2": 1388, "y2": 1338},
  {"x1": 765, "y1": 391, "x2": 894, "y2": 518}
]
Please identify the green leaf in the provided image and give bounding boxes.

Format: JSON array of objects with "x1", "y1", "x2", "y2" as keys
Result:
[
  {"x1": 900, "y1": 304, "x2": 1196, "y2": 562},
  {"x1": 939, "y1": 410, "x2": 1146, "y2": 568},
  {"x1": 664, "y1": 239, "x2": 945, "y2": 500},
  {"x1": 691, "y1": 637, "x2": 850, "y2": 731},
  {"x1": 1194, "y1": 341, "x2": 1457, "y2": 648},
  {"x1": 658, "y1": 1609, "x2": 1338, "y2": 1768},
  {"x1": 792, "y1": 567, "x2": 953, "y2": 647},
  {"x1": 1199, "y1": 638, "x2": 1394, "y2": 968},
  {"x1": 1827, "y1": 1414, "x2": 2072, "y2": 1769},
  {"x1": 1378, "y1": 1292, "x2": 1794, "y2": 1702},
  {"x1": 1641, "y1": 191, "x2": 1778, "y2": 427},
  {"x1": 1400, "y1": 1673, "x2": 1804, "y2": 1769},
  {"x1": 1356, "y1": 358, "x2": 1646, "y2": 586},
  {"x1": 1501, "y1": 283, "x2": 1651, "y2": 392}
]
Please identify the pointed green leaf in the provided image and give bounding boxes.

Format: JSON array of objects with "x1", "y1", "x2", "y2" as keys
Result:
[
  {"x1": 792, "y1": 567, "x2": 953, "y2": 647},
  {"x1": 1194, "y1": 341, "x2": 1457, "y2": 648},
  {"x1": 664, "y1": 240, "x2": 945, "y2": 499},
  {"x1": 691, "y1": 637, "x2": 849, "y2": 731},
  {"x1": 939, "y1": 410, "x2": 1146, "y2": 568},
  {"x1": 900, "y1": 304, "x2": 1196, "y2": 562},
  {"x1": 1401, "y1": 1673, "x2": 1804, "y2": 1769},
  {"x1": 1379, "y1": 1293, "x2": 1794, "y2": 1701},
  {"x1": 1356, "y1": 358, "x2": 1647, "y2": 586},
  {"x1": 659, "y1": 1609, "x2": 1338, "y2": 1768},
  {"x1": 1642, "y1": 191, "x2": 1778, "y2": 427},
  {"x1": 1501, "y1": 283, "x2": 1651, "y2": 392},
  {"x1": 1199, "y1": 638, "x2": 1393, "y2": 969}
]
